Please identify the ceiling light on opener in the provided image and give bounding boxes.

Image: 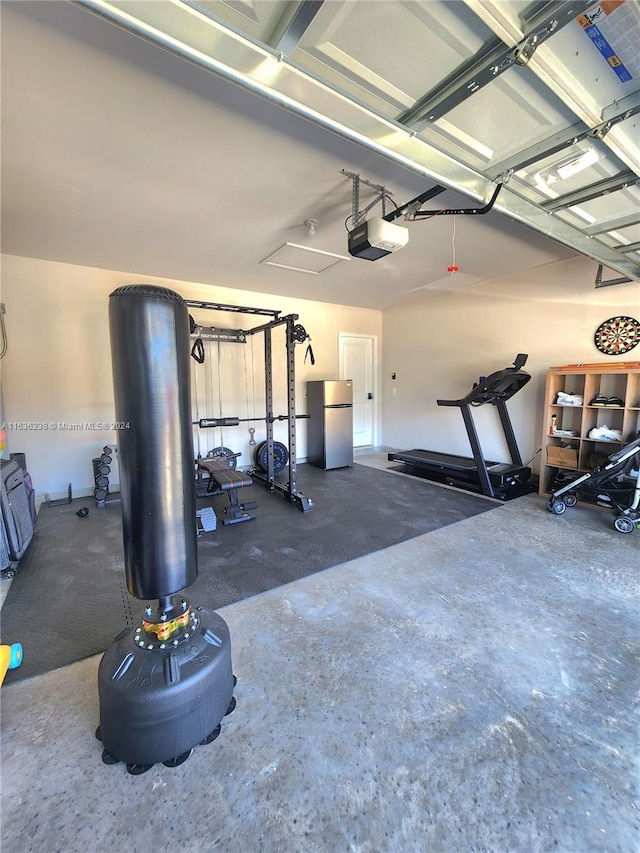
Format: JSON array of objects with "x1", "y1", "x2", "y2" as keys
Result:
[{"x1": 305, "y1": 219, "x2": 318, "y2": 237}]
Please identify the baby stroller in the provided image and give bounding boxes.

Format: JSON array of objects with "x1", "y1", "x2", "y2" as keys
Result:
[{"x1": 546, "y1": 435, "x2": 640, "y2": 534}]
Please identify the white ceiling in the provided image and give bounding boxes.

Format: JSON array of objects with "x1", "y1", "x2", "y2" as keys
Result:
[{"x1": 1, "y1": 1, "x2": 638, "y2": 310}]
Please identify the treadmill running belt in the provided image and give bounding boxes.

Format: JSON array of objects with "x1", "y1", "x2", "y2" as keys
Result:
[{"x1": 393, "y1": 449, "x2": 498, "y2": 472}]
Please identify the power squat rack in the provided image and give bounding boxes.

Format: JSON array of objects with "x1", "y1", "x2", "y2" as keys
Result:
[{"x1": 187, "y1": 299, "x2": 313, "y2": 512}]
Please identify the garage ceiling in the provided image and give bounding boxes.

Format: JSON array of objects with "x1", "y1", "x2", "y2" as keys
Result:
[
  {"x1": 71, "y1": 0, "x2": 640, "y2": 277},
  {"x1": 2, "y1": 1, "x2": 639, "y2": 308}
]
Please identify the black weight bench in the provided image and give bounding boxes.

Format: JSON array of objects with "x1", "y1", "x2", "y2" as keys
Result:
[{"x1": 196, "y1": 457, "x2": 257, "y2": 525}]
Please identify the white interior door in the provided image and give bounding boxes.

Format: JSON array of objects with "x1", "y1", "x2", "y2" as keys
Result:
[{"x1": 339, "y1": 334, "x2": 376, "y2": 447}]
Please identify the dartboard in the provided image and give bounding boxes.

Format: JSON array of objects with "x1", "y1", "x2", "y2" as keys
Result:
[{"x1": 594, "y1": 315, "x2": 640, "y2": 355}]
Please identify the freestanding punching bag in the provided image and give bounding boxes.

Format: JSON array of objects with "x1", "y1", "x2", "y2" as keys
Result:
[{"x1": 97, "y1": 285, "x2": 235, "y2": 774}]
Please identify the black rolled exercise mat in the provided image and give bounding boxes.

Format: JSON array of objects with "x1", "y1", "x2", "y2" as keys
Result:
[{"x1": 1, "y1": 463, "x2": 499, "y2": 682}]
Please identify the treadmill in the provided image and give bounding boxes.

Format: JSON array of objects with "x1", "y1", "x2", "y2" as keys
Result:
[{"x1": 388, "y1": 354, "x2": 535, "y2": 501}]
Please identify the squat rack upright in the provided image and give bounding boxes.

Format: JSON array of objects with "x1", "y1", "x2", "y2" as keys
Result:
[{"x1": 187, "y1": 299, "x2": 312, "y2": 513}]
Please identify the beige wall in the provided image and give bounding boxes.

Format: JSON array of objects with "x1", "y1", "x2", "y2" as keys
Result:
[
  {"x1": 0, "y1": 254, "x2": 382, "y2": 497},
  {"x1": 2, "y1": 252, "x2": 639, "y2": 497},
  {"x1": 383, "y1": 256, "x2": 640, "y2": 472}
]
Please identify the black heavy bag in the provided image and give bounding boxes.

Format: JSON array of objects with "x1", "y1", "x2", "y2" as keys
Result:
[
  {"x1": 109, "y1": 284, "x2": 197, "y2": 598},
  {"x1": 99, "y1": 285, "x2": 235, "y2": 771}
]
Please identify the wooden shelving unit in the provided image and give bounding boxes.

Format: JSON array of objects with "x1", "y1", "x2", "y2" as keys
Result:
[{"x1": 539, "y1": 362, "x2": 640, "y2": 497}]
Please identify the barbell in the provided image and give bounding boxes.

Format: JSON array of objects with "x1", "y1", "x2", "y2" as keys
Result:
[{"x1": 195, "y1": 414, "x2": 310, "y2": 429}]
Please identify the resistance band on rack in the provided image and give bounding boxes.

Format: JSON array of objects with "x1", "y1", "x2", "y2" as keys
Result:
[
  {"x1": 193, "y1": 357, "x2": 202, "y2": 459},
  {"x1": 217, "y1": 340, "x2": 224, "y2": 451}
]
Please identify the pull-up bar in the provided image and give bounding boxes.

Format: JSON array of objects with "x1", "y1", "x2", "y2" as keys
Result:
[{"x1": 185, "y1": 299, "x2": 280, "y2": 318}]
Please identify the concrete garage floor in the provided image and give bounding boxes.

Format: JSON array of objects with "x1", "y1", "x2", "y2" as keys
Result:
[{"x1": 1, "y1": 453, "x2": 639, "y2": 853}]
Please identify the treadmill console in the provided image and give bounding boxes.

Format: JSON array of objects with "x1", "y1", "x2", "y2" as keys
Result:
[{"x1": 438, "y1": 354, "x2": 530, "y2": 408}]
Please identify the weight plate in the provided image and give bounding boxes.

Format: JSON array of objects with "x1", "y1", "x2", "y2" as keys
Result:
[
  {"x1": 255, "y1": 441, "x2": 267, "y2": 469},
  {"x1": 207, "y1": 446, "x2": 237, "y2": 469},
  {"x1": 257, "y1": 440, "x2": 289, "y2": 473}
]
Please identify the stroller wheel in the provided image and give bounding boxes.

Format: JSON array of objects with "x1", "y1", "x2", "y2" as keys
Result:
[
  {"x1": 547, "y1": 499, "x2": 566, "y2": 515},
  {"x1": 564, "y1": 493, "x2": 578, "y2": 508},
  {"x1": 614, "y1": 516, "x2": 636, "y2": 534}
]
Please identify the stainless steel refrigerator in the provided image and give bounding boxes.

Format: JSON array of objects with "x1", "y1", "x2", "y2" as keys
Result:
[{"x1": 306, "y1": 380, "x2": 353, "y2": 470}]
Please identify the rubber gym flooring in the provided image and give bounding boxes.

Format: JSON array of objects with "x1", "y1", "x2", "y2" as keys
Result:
[{"x1": 1, "y1": 462, "x2": 498, "y2": 682}]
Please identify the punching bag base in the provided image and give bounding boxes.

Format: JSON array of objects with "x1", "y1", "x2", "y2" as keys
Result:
[{"x1": 97, "y1": 605, "x2": 234, "y2": 770}]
